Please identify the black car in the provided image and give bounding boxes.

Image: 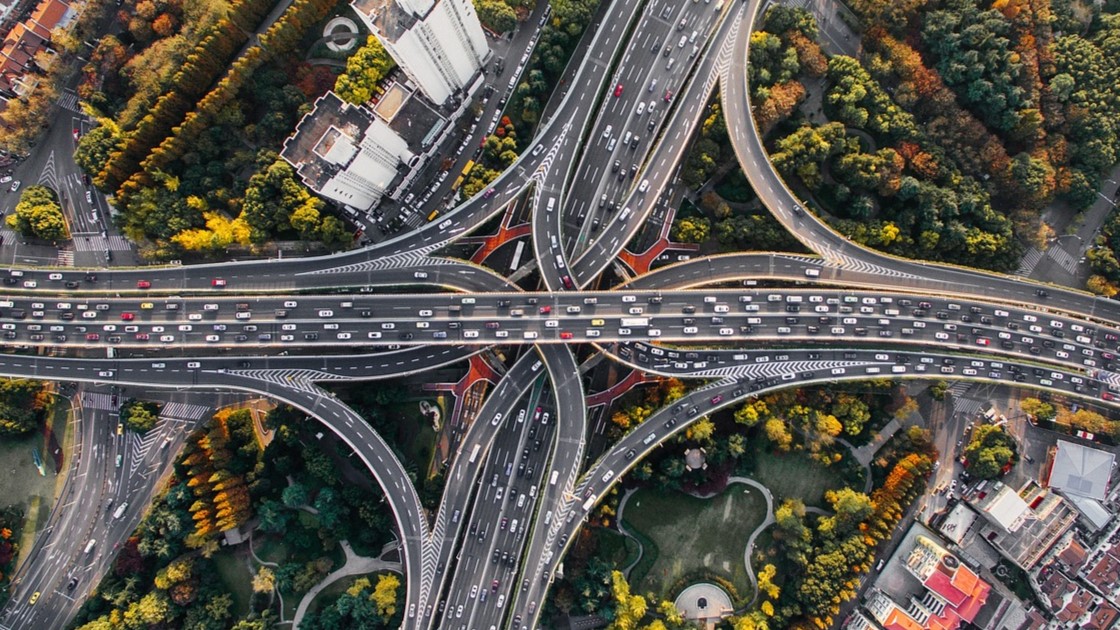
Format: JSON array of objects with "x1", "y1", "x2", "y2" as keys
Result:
[
  {"x1": 399, "y1": 332, "x2": 414, "y2": 340},
  {"x1": 67, "y1": 577, "x2": 79, "y2": 590}
]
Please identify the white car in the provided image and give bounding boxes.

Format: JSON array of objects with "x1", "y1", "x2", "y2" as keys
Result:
[
  {"x1": 160, "y1": 335, "x2": 175, "y2": 342},
  {"x1": 683, "y1": 326, "x2": 698, "y2": 334},
  {"x1": 318, "y1": 310, "x2": 334, "y2": 318},
  {"x1": 280, "y1": 334, "x2": 294, "y2": 341},
  {"x1": 283, "y1": 301, "x2": 298, "y2": 308},
  {"x1": 282, "y1": 323, "x2": 296, "y2": 331},
  {"x1": 203, "y1": 303, "x2": 219, "y2": 311},
  {"x1": 648, "y1": 328, "x2": 661, "y2": 337},
  {"x1": 587, "y1": 329, "x2": 601, "y2": 337},
  {"x1": 463, "y1": 330, "x2": 479, "y2": 338},
  {"x1": 495, "y1": 330, "x2": 509, "y2": 338},
  {"x1": 367, "y1": 332, "x2": 382, "y2": 339},
  {"x1": 188, "y1": 313, "x2": 202, "y2": 321},
  {"x1": 618, "y1": 328, "x2": 631, "y2": 336},
  {"x1": 337, "y1": 332, "x2": 352, "y2": 340},
  {"x1": 97, "y1": 371, "x2": 114, "y2": 378},
  {"x1": 206, "y1": 335, "x2": 220, "y2": 342},
  {"x1": 935, "y1": 332, "x2": 949, "y2": 340},
  {"x1": 418, "y1": 309, "x2": 433, "y2": 317},
  {"x1": 48, "y1": 273, "x2": 63, "y2": 281}
]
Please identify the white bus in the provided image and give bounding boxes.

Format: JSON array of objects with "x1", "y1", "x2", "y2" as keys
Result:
[
  {"x1": 549, "y1": 471, "x2": 559, "y2": 486},
  {"x1": 468, "y1": 444, "x2": 482, "y2": 464}
]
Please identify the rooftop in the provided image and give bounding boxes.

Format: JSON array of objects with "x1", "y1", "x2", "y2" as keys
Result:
[
  {"x1": 281, "y1": 92, "x2": 377, "y2": 192},
  {"x1": 1048, "y1": 440, "x2": 1115, "y2": 501},
  {"x1": 970, "y1": 481, "x2": 1077, "y2": 570},
  {"x1": 351, "y1": 0, "x2": 416, "y2": 42}
]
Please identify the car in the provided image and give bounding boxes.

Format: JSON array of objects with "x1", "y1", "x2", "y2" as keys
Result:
[
  {"x1": 120, "y1": 312, "x2": 134, "y2": 321},
  {"x1": 67, "y1": 577, "x2": 79, "y2": 591},
  {"x1": 9, "y1": 180, "x2": 20, "y2": 192},
  {"x1": 560, "y1": 331, "x2": 573, "y2": 339},
  {"x1": 211, "y1": 278, "x2": 226, "y2": 287},
  {"x1": 664, "y1": 89, "x2": 673, "y2": 102},
  {"x1": 28, "y1": 592, "x2": 39, "y2": 605},
  {"x1": 482, "y1": 187, "x2": 497, "y2": 199},
  {"x1": 613, "y1": 83, "x2": 624, "y2": 97},
  {"x1": 136, "y1": 280, "x2": 151, "y2": 289}
]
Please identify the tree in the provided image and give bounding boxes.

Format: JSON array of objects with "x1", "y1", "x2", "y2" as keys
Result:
[
  {"x1": 251, "y1": 566, "x2": 276, "y2": 593},
  {"x1": 121, "y1": 401, "x2": 159, "y2": 432},
  {"x1": 763, "y1": 418, "x2": 793, "y2": 451},
  {"x1": 371, "y1": 573, "x2": 400, "y2": 620},
  {"x1": 962, "y1": 424, "x2": 1018, "y2": 479},
  {"x1": 281, "y1": 482, "x2": 309, "y2": 508},
  {"x1": 609, "y1": 571, "x2": 647, "y2": 630},
  {"x1": 474, "y1": 0, "x2": 517, "y2": 32},
  {"x1": 6, "y1": 185, "x2": 68, "y2": 241},
  {"x1": 1020, "y1": 398, "x2": 1056, "y2": 422},
  {"x1": 335, "y1": 36, "x2": 397, "y2": 105},
  {"x1": 0, "y1": 379, "x2": 50, "y2": 436}
]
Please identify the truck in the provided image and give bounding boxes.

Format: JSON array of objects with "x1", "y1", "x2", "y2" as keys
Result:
[
  {"x1": 620, "y1": 317, "x2": 649, "y2": 328},
  {"x1": 581, "y1": 494, "x2": 598, "y2": 511}
]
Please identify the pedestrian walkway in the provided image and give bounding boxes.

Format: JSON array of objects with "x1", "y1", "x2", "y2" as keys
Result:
[
  {"x1": 1047, "y1": 244, "x2": 1081, "y2": 275},
  {"x1": 290, "y1": 540, "x2": 402, "y2": 628},
  {"x1": 56, "y1": 249, "x2": 73, "y2": 266}
]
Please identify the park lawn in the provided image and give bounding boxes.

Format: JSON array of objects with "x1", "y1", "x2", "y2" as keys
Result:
[
  {"x1": 747, "y1": 441, "x2": 845, "y2": 508},
  {"x1": 594, "y1": 527, "x2": 641, "y2": 572},
  {"x1": 304, "y1": 574, "x2": 361, "y2": 616},
  {"x1": 621, "y1": 484, "x2": 767, "y2": 599},
  {"x1": 212, "y1": 549, "x2": 254, "y2": 618},
  {"x1": 2, "y1": 399, "x2": 69, "y2": 568}
]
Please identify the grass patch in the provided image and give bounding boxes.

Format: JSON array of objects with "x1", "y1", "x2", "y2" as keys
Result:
[
  {"x1": 620, "y1": 484, "x2": 767, "y2": 599},
  {"x1": 305, "y1": 574, "x2": 360, "y2": 616},
  {"x1": 1, "y1": 398, "x2": 68, "y2": 569},
  {"x1": 254, "y1": 537, "x2": 289, "y2": 565},
  {"x1": 212, "y1": 549, "x2": 254, "y2": 618},
  {"x1": 744, "y1": 441, "x2": 845, "y2": 508}
]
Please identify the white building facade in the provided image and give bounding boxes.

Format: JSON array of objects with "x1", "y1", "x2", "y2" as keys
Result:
[{"x1": 353, "y1": 0, "x2": 489, "y2": 105}]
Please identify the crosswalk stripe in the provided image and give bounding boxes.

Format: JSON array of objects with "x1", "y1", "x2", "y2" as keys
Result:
[
  {"x1": 1047, "y1": 246, "x2": 1080, "y2": 275},
  {"x1": 1017, "y1": 248, "x2": 1043, "y2": 276}
]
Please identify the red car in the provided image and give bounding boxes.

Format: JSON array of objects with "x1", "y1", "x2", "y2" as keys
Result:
[
  {"x1": 136, "y1": 280, "x2": 151, "y2": 289},
  {"x1": 539, "y1": 305, "x2": 551, "y2": 314},
  {"x1": 212, "y1": 278, "x2": 226, "y2": 287},
  {"x1": 613, "y1": 83, "x2": 624, "y2": 97},
  {"x1": 120, "y1": 312, "x2": 135, "y2": 321},
  {"x1": 664, "y1": 89, "x2": 673, "y2": 102},
  {"x1": 135, "y1": 333, "x2": 150, "y2": 341},
  {"x1": 560, "y1": 331, "x2": 573, "y2": 339},
  {"x1": 976, "y1": 337, "x2": 991, "y2": 346},
  {"x1": 85, "y1": 333, "x2": 99, "y2": 341},
  {"x1": 1103, "y1": 391, "x2": 1117, "y2": 402}
]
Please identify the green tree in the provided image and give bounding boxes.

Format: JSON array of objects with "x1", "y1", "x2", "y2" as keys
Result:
[
  {"x1": 962, "y1": 424, "x2": 1018, "y2": 479},
  {"x1": 335, "y1": 36, "x2": 397, "y2": 105},
  {"x1": 474, "y1": 0, "x2": 517, "y2": 32},
  {"x1": 282, "y1": 482, "x2": 309, "y2": 508},
  {"x1": 1020, "y1": 398, "x2": 1056, "y2": 422}
]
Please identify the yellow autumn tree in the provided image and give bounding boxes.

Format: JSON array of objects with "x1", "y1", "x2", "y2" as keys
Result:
[{"x1": 371, "y1": 573, "x2": 400, "y2": 620}]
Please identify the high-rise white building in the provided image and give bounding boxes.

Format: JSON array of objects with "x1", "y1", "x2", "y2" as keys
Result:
[{"x1": 352, "y1": 0, "x2": 489, "y2": 105}]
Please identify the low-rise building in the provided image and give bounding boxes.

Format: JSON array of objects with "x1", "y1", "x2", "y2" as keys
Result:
[{"x1": 970, "y1": 480, "x2": 1077, "y2": 570}]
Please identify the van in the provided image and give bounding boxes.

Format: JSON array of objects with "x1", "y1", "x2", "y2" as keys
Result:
[{"x1": 84, "y1": 540, "x2": 97, "y2": 554}]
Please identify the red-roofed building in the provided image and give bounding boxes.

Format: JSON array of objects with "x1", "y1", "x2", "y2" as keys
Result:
[
  {"x1": 865, "y1": 536, "x2": 991, "y2": 630},
  {"x1": 0, "y1": 0, "x2": 71, "y2": 99}
]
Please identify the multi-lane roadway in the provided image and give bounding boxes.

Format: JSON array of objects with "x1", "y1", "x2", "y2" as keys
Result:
[{"x1": 4, "y1": 0, "x2": 1120, "y2": 627}]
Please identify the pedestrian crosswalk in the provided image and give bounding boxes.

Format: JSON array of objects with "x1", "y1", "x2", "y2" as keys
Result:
[
  {"x1": 57, "y1": 90, "x2": 81, "y2": 113},
  {"x1": 72, "y1": 235, "x2": 132, "y2": 251},
  {"x1": 81, "y1": 392, "x2": 116, "y2": 411},
  {"x1": 1048, "y1": 245, "x2": 1081, "y2": 275},
  {"x1": 1017, "y1": 248, "x2": 1043, "y2": 276},
  {"x1": 161, "y1": 401, "x2": 211, "y2": 420},
  {"x1": 56, "y1": 248, "x2": 74, "y2": 266}
]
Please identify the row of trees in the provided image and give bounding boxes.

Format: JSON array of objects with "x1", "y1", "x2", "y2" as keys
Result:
[
  {"x1": 298, "y1": 573, "x2": 401, "y2": 629},
  {"x1": 5, "y1": 186, "x2": 67, "y2": 241},
  {"x1": 748, "y1": 6, "x2": 826, "y2": 133},
  {"x1": 1022, "y1": 397, "x2": 1120, "y2": 442}
]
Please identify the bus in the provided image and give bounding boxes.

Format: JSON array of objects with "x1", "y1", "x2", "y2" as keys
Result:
[
  {"x1": 427, "y1": 209, "x2": 440, "y2": 222},
  {"x1": 468, "y1": 444, "x2": 481, "y2": 464},
  {"x1": 620, "y1": 317, "x2": 650, "y2": 327}
]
